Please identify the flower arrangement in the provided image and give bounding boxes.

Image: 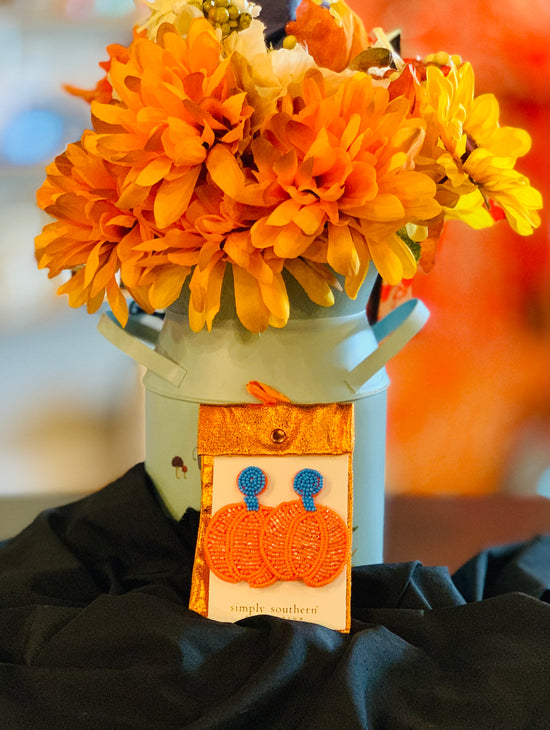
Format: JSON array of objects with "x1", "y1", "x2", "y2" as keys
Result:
[{"x1": 35, "y1": 0, "x2": 542, "y2": 333}]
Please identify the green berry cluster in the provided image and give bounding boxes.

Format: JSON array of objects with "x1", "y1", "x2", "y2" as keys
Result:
[{"x1": 192, "y1": 0, "x2": 252, "y2": 38}]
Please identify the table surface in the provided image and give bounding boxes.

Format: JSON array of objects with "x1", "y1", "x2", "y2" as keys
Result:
[{"x1": 384, "y1": 493, "x2": 550, "y2": 572}]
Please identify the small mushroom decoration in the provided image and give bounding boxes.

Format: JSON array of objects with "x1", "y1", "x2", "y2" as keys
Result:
[{"x1": 171, "y1": 456, "x2": 188, "y2": 479}]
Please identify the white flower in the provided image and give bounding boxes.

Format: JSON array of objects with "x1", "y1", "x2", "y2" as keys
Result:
[
  {"x1": 137, "y1": 0, "x2": 203, "y2": 39},
  {"x1": 223, "y1": 18, "x2": 267, "y2": 59},
  {"x1": 253, "y1": 42, "x2": 315, "y2": 87},
  {"x1": 231, "y1": 0, "x2": 261, "y2": 18}
]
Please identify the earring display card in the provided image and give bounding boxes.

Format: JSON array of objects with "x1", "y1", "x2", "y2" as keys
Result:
[{"x1": 190, "y1": 403, "x2": 353, "y2": 632}]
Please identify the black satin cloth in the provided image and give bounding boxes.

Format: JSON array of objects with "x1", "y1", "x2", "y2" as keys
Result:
[{"x1": 1, "y1": 463, "x2": 549, "y2": 729}]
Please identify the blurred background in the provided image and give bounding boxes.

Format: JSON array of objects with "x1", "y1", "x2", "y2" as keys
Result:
[
  {"x1": 347, "y1": 0, "x2": 550, "y2": 499},
  {"x1": 1, "y1": 0, "x2": 549, "y2": 552},
  {"x1": 0, "y1": 0, "x2": 144, "y2": 535}
]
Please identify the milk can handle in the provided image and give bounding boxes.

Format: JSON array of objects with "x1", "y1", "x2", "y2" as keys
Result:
[
  {"x1": 98, "y1": 297, "x2": 429, "y2": 391},
  {"x1": 97, "y1": 311, "x2": 187, "y2": 387},
  {"x1": 344, "y1": 298, "x2": 429, "y2": 393}
]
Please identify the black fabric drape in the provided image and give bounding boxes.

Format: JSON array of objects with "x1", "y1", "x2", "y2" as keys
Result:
[{"x1": 1, "y1": 463, "x2": 549, "y2": 729}]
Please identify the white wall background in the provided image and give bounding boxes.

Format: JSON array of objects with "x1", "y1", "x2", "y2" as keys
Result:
[{"x1": 0, "y1": 0, "x2": 145, "y2": 538}]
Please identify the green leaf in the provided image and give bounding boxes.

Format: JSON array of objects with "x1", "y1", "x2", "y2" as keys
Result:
[{"x1": 397, "y1": 226, "x2": 422, "y2": 262}]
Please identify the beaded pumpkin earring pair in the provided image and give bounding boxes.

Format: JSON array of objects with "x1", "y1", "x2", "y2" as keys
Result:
[{"x1": 204, "y1": 466, "x2": 349, "y2": 588}]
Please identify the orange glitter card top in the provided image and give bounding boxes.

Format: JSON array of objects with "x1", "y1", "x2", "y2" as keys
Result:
[{"x1": 197, "y1": 403, "x2": 354, "y2": 457}]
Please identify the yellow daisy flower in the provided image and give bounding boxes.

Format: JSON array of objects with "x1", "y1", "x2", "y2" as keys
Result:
[
  {"x1": 422, "y1": 61, "x2": 542, "y2": 235},
  {"x1": 463, "y1": 150, "x2": 542, "y2": 235}
]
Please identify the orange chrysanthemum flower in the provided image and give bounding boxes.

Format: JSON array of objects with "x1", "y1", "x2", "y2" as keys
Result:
[
  {"x1": 212, "y1": 71, "x2": 440, "y2": 298},
  {"x1": 184, "y1": 183, "x2": 287, "y2": 333},
  {"x1": 36, "y1": 18, "x2": 257, "y2": 325},
  {"x1": 121, "y1": 179, "x2": 286, "y2": 333},
  {"x1": 35, "y1": 138, "x2": 201, "y2": 325},
  {"x1": 86, "y1": 19, "x2": 253, "y2": 229},
  {"x1": 35, "y1": 140, "x2": 145, "y2": 325}
]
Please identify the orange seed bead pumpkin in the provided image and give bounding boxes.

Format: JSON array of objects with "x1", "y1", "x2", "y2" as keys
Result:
[
  {"x1": 260, "y1": 468, "x2": 349, "y2": 587},
  {"x1": 204, "y1": 466, "x2": 276, "y2": 588}
]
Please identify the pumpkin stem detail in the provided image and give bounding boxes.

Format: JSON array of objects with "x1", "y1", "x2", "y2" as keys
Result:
[
  {"x1": 293, "y1": 469, "x2": 323, "y2": 512},
  {"x1": 238, "y1": 466, "x2": 267, "y2": 512}
]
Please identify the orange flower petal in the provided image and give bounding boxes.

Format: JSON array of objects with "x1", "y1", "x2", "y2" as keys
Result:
[
  {"x1": 204, "y1": 258, "x2": 227, "y2": 331},
  {"x1": 344, "y1": 228, "x2": 371, "y2": 299},
  {"x1": 259, "y1": 271, "x2": 289, "y2": 323},
  {"x1": 135, "y1": 156, "x2": 172, "y2": 186},
  {"x1": 266, "y1": 199, "x2": 301, "y2": 227},
  {"x1": 293, "y1": 203, "x2": 326, "y2": 237},
  {"x1": 105, "y1": 277, "x2": 129, "y2": 326},
  {"x1": 188, "y1": 251, "x2": 225, "y2": 331},
  {"x1": 233, "y1": 265, "x2": 270, "y2": 333},
  {"x1": 327, "y1": 222, "x2": 359, "y2": 277},
  {"x1": 272, "y1": 223, "x2": 316, "y2": 259},
  {"x1": 206, "y1": 144, "x2": 245, "y2": 198},
  {"x1": 154, "y1": 166, "x2": 200, "y2": 229},
  {"x1": 347, "y1": 194, "x2": 405, "y2": 222},
  {"x1": 285, "y1": 258, "x2": 335, "y2": 307},
  {"x1": 148, "y1": 265, "x2": 189, "y2": 309}
]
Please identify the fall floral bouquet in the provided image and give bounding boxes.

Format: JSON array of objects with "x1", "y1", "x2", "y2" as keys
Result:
[{"x1": 35, "y1": 0, "x2": 542, "y2": 334}]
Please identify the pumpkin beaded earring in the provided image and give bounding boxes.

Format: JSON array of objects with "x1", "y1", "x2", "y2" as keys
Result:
[
  {"x1": 204, "y1": 466, "x2": 277, "y2": 588},
  {"x1": 260, "y1": 468, "x2": 349, "y2": 587}
]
